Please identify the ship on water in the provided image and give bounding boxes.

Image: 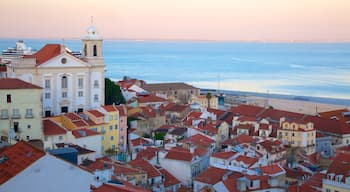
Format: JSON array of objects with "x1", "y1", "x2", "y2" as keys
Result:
[{"x1": 2, "y1": 40, "x2": 35, "y2": 56}]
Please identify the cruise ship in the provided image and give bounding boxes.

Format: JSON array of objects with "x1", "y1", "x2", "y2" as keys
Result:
[{"x1": 1, "y1": 40, "x2": 35, "y2": 56}]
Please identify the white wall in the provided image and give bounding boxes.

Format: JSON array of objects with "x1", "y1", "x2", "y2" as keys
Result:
[
  {"x1": 159, "y1": 158, "x2": 192, "y2": 186},
  {"x1": 0, "y1": 154, "x2": 95, "y2": 192}
]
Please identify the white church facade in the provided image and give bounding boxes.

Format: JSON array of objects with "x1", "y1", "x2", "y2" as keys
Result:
[{"x1": 7, "y1": 25, "x2": 105, "y2": 116}]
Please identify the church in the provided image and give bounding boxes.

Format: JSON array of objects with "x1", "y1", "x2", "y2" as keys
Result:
[{"x1": 7, "y1": 25, "x2": 105, "y2": 116}]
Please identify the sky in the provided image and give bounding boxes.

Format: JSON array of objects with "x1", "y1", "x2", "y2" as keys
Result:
[{"x1": 1, "y1": 0, "x2": 350, "y2": 41}]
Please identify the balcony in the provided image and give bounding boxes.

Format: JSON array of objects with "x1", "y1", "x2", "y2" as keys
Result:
[{"x1": 12, "y1": 114, "x2": 21, "y2": 119}]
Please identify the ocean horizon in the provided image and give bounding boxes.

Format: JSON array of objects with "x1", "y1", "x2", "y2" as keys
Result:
[{"x1": 1, "y1": 39, "x2": 349, "y2": 105}]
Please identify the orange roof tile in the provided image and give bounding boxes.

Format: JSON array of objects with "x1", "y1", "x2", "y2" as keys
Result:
[
  {"x1": 128, "y1": 159, "x2": 161, "y2": 178},
  {"x1": 102, "y1": 105, "x2": 117, "y2": 112},
  {"x1": 86, "y1": 110, "x2": 104, "y2": 118},
  {"x1": 235, "y1": 155, "x2": 258, "y2": 166},
  {"x1": 180, "y1": 134, "x2": 215, "y2": 148},
  {"x1": 195, "y1": 167, "x2": 229, "y2": 185},
  {"x1": 64, "y1": 113, "x2": 82, "y2": 121},
  {"x1": 159, "y1": 168, "x2": 181, "y2": 187},
  {"x1": 24, "y1": 44, "x2": 61, "y2": 65},
  {"x1": 164, "y1": 150, "x2": 194, "y2": 162},
  {"x1": 211, "y1": 151, "x2": 237, "y2": 160},
  {"x1": 137, "y1": 94, "x2": 167, "y2": 103},
  {"x1": 136, "y1": 147, "x2": 160, "y2": 160},
  {"x1": 43, "y1": 119, "x2": 67, "y2": 136},
  {"x1": 0, "y1": 141, "x2": 45, "y2": 185},
  {"x1": 115, "y1": 105, "x2": 127, "y2": 116},
  {"x1": 259, "y1": 164, "x2": 285, "y2": 175},
  {"x1": 0, "y1": 78, "x2": 42, "y2": 89},
  {"x1": 326, "y1": 153, "x2": 350, "y2": 182},
  {"x1": 72, "y1": 129, "x2": 100, "y2": 138},
  {"x1": 93, "y1": 183, "x2": 151, "y2": 192}
]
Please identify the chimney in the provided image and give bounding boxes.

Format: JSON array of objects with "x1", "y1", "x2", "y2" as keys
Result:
[{"x1": 237, "y1": 177, "x2": 247, "y2": 192}]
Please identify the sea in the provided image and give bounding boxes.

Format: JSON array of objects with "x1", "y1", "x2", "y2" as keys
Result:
[{"x1": 1, "y1": 39, "x2": 350, "y2": 106}]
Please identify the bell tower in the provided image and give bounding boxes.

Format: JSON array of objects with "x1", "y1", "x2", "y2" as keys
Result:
[{"x1": 81, "y1": 19, "x2": 104, "y2": 65}]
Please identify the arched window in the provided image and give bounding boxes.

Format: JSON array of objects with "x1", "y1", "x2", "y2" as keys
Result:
[
  {"x1": 93, "y1": 45, "x2": 97, "y2": 56},
  {"x1": 62, "y1": 76, "x2": 67, "y2": 88},
  {"x1": 84, "y1": 44, "x2": 87, "y2": 56}
]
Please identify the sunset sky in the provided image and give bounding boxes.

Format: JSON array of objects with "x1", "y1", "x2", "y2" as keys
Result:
[{"x1": 1, "y1": 0, "x2": 350, "y2": 41}]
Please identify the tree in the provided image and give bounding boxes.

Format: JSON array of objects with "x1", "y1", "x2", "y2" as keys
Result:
[
  {"x1": 105, "y1": 78, "x2": 126, "y2": 105},
  {"x1": 206, "y1": 92, "x2": 212, "y2": 109}
]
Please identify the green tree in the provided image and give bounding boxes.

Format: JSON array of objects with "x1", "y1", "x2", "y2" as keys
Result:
[
  {"x1": 105, "y1": 78, "x2": 126, "y2": 105},
  {"x1": 206, "y1": 92, "x2": 212, "y2": 108}
]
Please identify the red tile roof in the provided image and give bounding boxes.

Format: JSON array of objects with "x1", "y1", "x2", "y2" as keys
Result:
[
  {"x1": 86, "y1": 110, "x2": 104, "y2": 118},
  {"x1": 72, "y1": 119, "x2": 89, "y2": 128},
  {"x1": 101, "y1": 105, "x2": 117, "y2": 112},
  {"x1": 163, "y1": 103, "x2": 189, "y2": 113},
  {"x1": 64, "y1": 112, "x2": 82, "y2": 121},
  {"x1": 0, "y1": 141, "x2": 45, "y2": 184},
  {"x1": 136, "y1": 147, "x2": 160, "y2": 160},
  {"x1": 128, "y1": 158, "x2": 161, "y2": 178},
  {"x1": 230, "y1": 104, "x2": 265, "y2": 117},
  {"x1": 92, "y1": 183, "x2": 151, "y2": 192},
  {"x1": 235, "y1": 155, "x2": 258, "y2": 167},
  {"x1": 195, "y1": 167, "x2": 229, "y2": 185},
  {"x1": 180, "y1": 134, "x2": 215, "y2": 148},
  {"x1": 211, "y1": 151, "x2": 237, "y2": 160},
  {"x1": 0, "y1": 65, "x2": 7, "y2": 72},
  {"x1": 24, "y1": 44, "x2": 61, "y2": 65},
  {"x1": 326, "y1": 153, "x2": 350, "y2": 182},
  {"x1": 43, "y1": 119, "x2": 67, "y2": 136},
  {"x1": 114, "y1": 163, "x2": 145, "y2": 176},
  {"x1": 72, "y1": 129, "x2": 100, "y2": 138},
  {"x1": 164, "y1": 150, "x2": 194, "y2": 162},
  {"x1": 222, "y1": 134, "x2": 255, "y2": 146},
  {"x1": 159, "y1": 168, "x2": 181, "y2": 187},
  {"x1": 258, "y1": 139, "x2": 284, "y2": 154},
  {"x1": 83, "y1": 157, "x2": 113, "y2": 172},
  {"x1": 137, "y1": 94, "x2": 168, "y2": 103},
  {"x1": 0, "y1": 78, "x2": 42, "y2": 89},
  {"x1": 131, "y1": 137, "x2": 152, "y2": 147},
  {"x1": 259, "y1": 164, "x2": 285, "y2": 175}
]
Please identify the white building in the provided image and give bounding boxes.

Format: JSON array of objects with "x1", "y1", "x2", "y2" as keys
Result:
[
  {"x1": 0, "y1": 141, "x2": 96, "y2": 192},
  {"x1": 7, "y1": 25, "x2": 105, "y2": 116}
]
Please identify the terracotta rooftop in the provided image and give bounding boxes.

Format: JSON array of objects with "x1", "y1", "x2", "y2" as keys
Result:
[
  {"x1": 23, "y1": 44, "x2": 61, "y2": 65},
  {"x1": 158, "y1": 168, "x2": 181, "y2": 187},
  {"x1": 326, "y1": 153, "x2": 350, "y2": 182},
  {"x1": 115, "y1": 105, "x2": 127, "y2": 116},
  {"x1": 64, "y1": 112, "x2": 82, "y2": 121},
  {"x1": 258, "y1": 164, "x2": 285, "y2": 175},
  {"x1": 83, "y1": 157, "x2": 113, "y2": 172},
  {"x1": 164, "y1": 150, "x2": 194, "y2": 162},
  {"x1": 234, "y1": 155, "x2": 258, "y2": 167},
  {"x1": 136, "y1": 147, "x2": 160, "y2": 160},
  {"x1": 43, "y1": 119, "x2": 67, "y2": 136},
  {"x1": 137, "y1": 94, "x2": 168, "y2": 103},
  {"x1": 55, "y1": 143, "x2": 95, "y2": 155},
  {"x1": 128, "y1": 158, "x2": 161, "y2": 178},
  {"x1": 180, "y1": 134, "x2": 215, "y2": 148},
  {"x1": 230, "y1": 104, "x2": 265, "y2": 117},
  {"x1": 195, "y1": 167, "x2": 229, "y2": 185},
  {"x1": 211, "y1": 151, "x2": 237, "y2": 160},
  {"x1": 92, "y1": 182, "x2": 151, "y2": 192},
  {"x1": 0, "y1": 141, "x2": 45, "y2": 185},
  {"x1": 223, "y1": 134, "x2": 255, "y2": 146},
  {"x1": 0, "y1": 78, "x2": 42, "y2": 89},
  {"x1": 86, "y1": 110, "x2": 104, "y2": 118},
  {"x1": 101, "y1": 105, "x2": 117, "y2": 112},
  {"x1": 131, "y1": 137, "x2": 152, "y2": 147},
  {"x1": 72, "y1": 129, "x2": 100, "y2": 138}
]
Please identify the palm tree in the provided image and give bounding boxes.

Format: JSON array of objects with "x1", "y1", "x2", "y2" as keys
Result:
[{"x1": 206, "y1": 92, "x2": 212, "y2": 109}]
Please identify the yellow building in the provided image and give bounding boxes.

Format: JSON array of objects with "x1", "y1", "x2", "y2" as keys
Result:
[
  {"x1": 277, "y1": 117, "x2": 315, "y2": 148},
  {"x1": 97, "y1": 105, "x2": 120, "y2": 153},
  {"x1": 0, "y1": 78, "x2": 43, "y2": 142},
  {"x1": 191, "y1": 95, "x2": 219, "y2": 109}
]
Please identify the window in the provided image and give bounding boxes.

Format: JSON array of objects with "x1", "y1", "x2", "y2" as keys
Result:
[
  {"x1": 44, "y1": 136, "x2": 48, "y2": 141},
  {"x1": 111, "y1": 136, "x2": 114, "y2": 141},
  {"x1": 61, "y1": 76, "x2": 67, "y2": 89},
  {"x1": 1, "y1": 109, "x2": 8, "y2": 119},
  {"x1": 45, "y1": 92, "x2": 51, "y2": 99},
  {"x1": 94, "y1": 80, "x2": 99, "y2": 88},
  {"x1": 78, "y1": 78, "x2": 84, "y2": 89},
  {"x1": 93, "y1": 45, "x2": 97, "y2": 56},
  {"x1": 27, "y1": 125, "x2": 31, "y2": 129},
  {"x1": 94, "y1": 94, "x2": 99, "y2": 102},
  {"x1": 45, "y1": 79, "x2": 50, "y2": 89},
  {"x1": 25, "y1": 109, "x2": 33, "y2": 118},
  {"x1": 114, "y1": 114, "x2": 118, "y2": 120},
  {"x1": 115, "y1": 125, "x2": 118, "y2": 130},
  {"x1": 112, "y1": 145, "x2": 115, "y2": 150},
  {"x1": 62, "y1": 92, "x2": 67, "y2": 98},
  {"x1": 6, "y1": 94, "x2": 11, "y2": 103},
  {"x1": 109, "y1": 115, "x2": 113, "y2": 121},
  {"x1": 45, "y1": 110, "x2": 51, "y2": 117},
  {"x1": 109, "y1": 125, "x2": 113, "y2": 130},
  {"x1": 77, "y1": 108, "x2": 84, "y2": 113},
  {"x1": 326, "y1": 189, "x2": 330, "y2": 192},
  {"x1": 84, "y1": 44, "x2": 87, "y2": 56},
  {"x1": 102, "y1": 136, "x2": 104, "y2": 140},
  {"x1": 58, "y1": 135, "x2": 63, "y2": 140},
  {"x1": 285, "y1": 132, "x2": 288, "y2": 136},
  {"x1": 61, "y1": 107, "x2": 68, "y2": 113},
  {"x1": 26, "y1": 136, "x2": 30, "y2": 140},
  {"x1": 292, "y1": 133, "x2": 295, "y2": 137},
  {"x1": 78, "y1": 91, "x2": 83, "y2": 97},
  {"x1": 14, "y1": 122, "x2": 19, "y2": 132},
  {"x1": 101, "y1": 127, "x2": 105, "y2": 134},
  {"x1": 12, "y1": 109, "x2": 20, "y2": 118}
]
